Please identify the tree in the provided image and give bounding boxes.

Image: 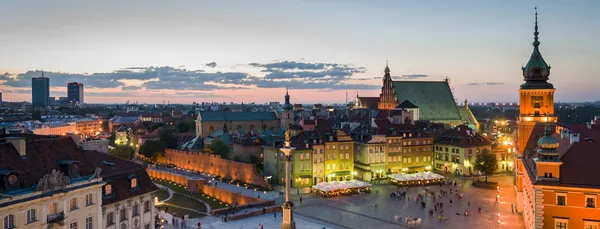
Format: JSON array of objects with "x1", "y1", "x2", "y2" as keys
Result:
[
  {"x1": 108, "y1": 145, "x2": 135, "y2": 160},
  {"x1": 205, "y1": 139, "x2": 230, "y2": 159},
  {"x1": 177, "y1": 122, "x2": 191, "y2": 133},
  {"x1": 474, "y1": 149, "x2": 498, "y2": 182},
  {"x1": 159, "y1": 127, "x2": 178, "y2": 149},
  {"x1": 139, "y1": 140, "x2": 168, "y2": 159}
]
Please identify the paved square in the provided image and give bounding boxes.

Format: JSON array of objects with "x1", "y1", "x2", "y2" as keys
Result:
[{"x1": 293, "y1": 174, "x2": 525, "y2": 229}]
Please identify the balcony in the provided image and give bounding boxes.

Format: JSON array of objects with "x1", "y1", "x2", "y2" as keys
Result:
[{"x1": 47, "y1": 212, "x2": 65, "y2": 226}]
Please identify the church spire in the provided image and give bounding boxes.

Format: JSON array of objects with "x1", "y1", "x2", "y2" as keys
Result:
[
  {"x1": 283, "y1": 87, "x2": 292, "y2": 110},
  {"x1": 384, "y1": 61, "x2": 390, "y2": 76},
  {"x1": 533, "y1": 7, "x2": 540, "y2": 48},
  {"x1": 464, "y1": 96, "x2": 469, "y2": 109}
]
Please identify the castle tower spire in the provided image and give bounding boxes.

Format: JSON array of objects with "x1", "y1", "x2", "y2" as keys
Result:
[{"x1": 522, "y1": 7, "x2": 552, "y2": 88}]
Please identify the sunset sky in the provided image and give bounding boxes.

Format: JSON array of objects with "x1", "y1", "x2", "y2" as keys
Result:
[{"x1": 1, "y1": 1, "x2": 598, "y2": 104}]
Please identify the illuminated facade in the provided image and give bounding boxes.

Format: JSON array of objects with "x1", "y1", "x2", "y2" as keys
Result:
[{"x1": 515, "y1": 9, "x2": 600, "y2": 229}]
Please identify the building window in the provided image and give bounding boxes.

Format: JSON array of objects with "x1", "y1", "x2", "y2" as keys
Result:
[
  {"x1": 85, "y1": 194, "x2": 93, "y2": 206},
  {"x1": 332, "y1": 164, "x2": 336, "y2": 170},
  {"x1": 70, "y1": 198, "x2": 78, "y2": 211},
  {"x1": 120, "y1": 208, "x2": 127, "y2": 221},
  {"x1": 585, "y1": 221, "x2": 599, "y2": 229},
  {"x1": 70, "y1": 222, "x2": 78, "y2": 229},
  {"x1": 326, "y1": 164, "x2": 330, "y2": 170},
  {"x1": 107, "y1": 212, "x2": 115, "y2": 226},
  {"x1": 4, "y1": 215, "x2": 15, "y2": 229},
  {"x1": 556, "y1": 194, "x2": 566, "y2": 206},
  {"x1": 131, "y1": 178, "x2": 137, "y2": 189},
  {"x1": 133, "y1": 203, "x2": 139, "y2": 216},
  {"x1": 300, "y1": 154, "x2": 304, "y2": 160},
  {"x1": 27, "y1": 209, "x2": 37, "y2": 224},
  {"x1": 554, "y1": 218, "x2": 568, "y2": 229},
  {"x1": 586, "y1": 195, "x2": 596, "y2": 208},
  {"x1": 85, "y1": 217, "x2": 93, "y2": 229},
  {"x1": 141, "y1": 200, "x2": 150, "y2": 213},
  {"x1": 339, "y1": 154, "x2": 343, "y2": 160},
  {"x1": 104, "y1": 184, "x2": 112, "y2": 195},
  {"x1": 346, "y1": 153, "x2": 349, "y2": 159}
]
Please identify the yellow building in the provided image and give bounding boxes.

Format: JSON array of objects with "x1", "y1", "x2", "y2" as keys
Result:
[
  {"x1": 434, "y1": 125, "x2": 493, "y2": 175},
  {"x1": 322, "y1": 129, "x2": 355, "y2": 182}
]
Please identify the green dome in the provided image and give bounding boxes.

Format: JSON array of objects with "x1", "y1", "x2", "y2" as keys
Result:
[{"x1": 537, "y1": 135, "x2": 558, "y2": 149}]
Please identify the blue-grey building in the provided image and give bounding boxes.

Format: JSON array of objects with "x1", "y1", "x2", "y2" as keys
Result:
[{"x1": 32, "y1": 73, "x2": 50, "y2": 107}]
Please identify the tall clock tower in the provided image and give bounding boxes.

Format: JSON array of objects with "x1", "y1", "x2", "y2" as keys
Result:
[{"x1": 515, "y1": 8, "x2": 557, "y2": 212}]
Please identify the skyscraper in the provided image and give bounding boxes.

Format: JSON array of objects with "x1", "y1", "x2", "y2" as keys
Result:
[
  {"x1": 31, "y1": 72, "x2": 50, "y2": 107},
  {"x1": 67, "y1": 82, "x2": 84, "y2": 104}
]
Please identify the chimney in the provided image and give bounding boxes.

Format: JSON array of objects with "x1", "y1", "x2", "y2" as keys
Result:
[
  {"x1": 560, "y1": 129, "x2": 568, "y2": 139},
  {"x1": 6, "y1": 136, "x2": 26, "y2": 157},
  {"x1": 570, "y1": 133, "x2": 580, "y2": 144}
]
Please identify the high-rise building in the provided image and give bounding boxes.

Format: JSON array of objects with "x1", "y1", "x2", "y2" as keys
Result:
[
  {"x1": 67, "y1": 82, "x2": 84, "y2": 104},
  {"x1": 0, "y1": 92, "x2": 3, "y2": 102},
  {"x1": 31, "y1": 72, "x2": 50, "y2": 107}
]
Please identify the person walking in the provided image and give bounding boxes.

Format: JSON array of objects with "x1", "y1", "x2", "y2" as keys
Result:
[
  {"x1": 300, "y1": 196, "x2": 303, "y2": 204},
  {"x1": 274, "y1": 212, "x2": 276, "y2": 219},
  {"x1": 468, "y1": 201, "x2": 470, "y2": 207}
]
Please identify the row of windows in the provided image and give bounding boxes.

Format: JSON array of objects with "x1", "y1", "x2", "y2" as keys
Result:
[
  {"x1": 555, "y1": 193, "x2": 596, "y2": 208},
  {"x1": 435, "y1": 146, "x2": 482, "y2": 154},
  {"x1": 554, "y1": 219, "x2": 599, "y2": 229},
  {"x1": 3, "y1": 215, "x2": 92, "y2": 229},
  {"x1": 326, "y1": 144, "x2": 351, "y2": 150},
  {"x1": 106, "y1": 201, "x2": 152, "y2": 226},
  {"x1": 403, "y1": 147, "x2": 432, "y2": 153},
  {"x1": 403, "y1": 140, "x2": 432, "y2": 146},
  {"x1": 326, "y1": 163, "x2": 351, "y2": 171},
  {"x1": 325, "y1": 153, "x2": 351, "y2": 161}
]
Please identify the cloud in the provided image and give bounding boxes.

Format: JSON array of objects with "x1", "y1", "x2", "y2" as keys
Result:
[
  {"x1": 1, "y1": 61, "x2": 380, "y2": 92},
  {"x1": 205, "y1": 62, "x2": 217, "y2": 68},
  {"x1": 466, "y1": 82, "x2": 505, "y2": 86},
  {"x1": 121, "y1": 86, "x2": 142, "y2": 91},
  {"x1": 390, "y1": 74, "x2": 429, "y2": 80}
]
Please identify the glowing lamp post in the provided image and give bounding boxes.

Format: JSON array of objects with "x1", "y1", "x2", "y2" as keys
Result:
[{"x1": 279, "y1": 129, "x2": 296, "y2": 229}]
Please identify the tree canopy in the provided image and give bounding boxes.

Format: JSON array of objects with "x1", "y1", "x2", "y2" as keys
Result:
[
  {"x1": 108, "y1": 145, "x2": 135, "y2": 160},
  {"x1": 474, "y1": 149, "x2": 498, "y2": 182},
  {"x1": 205, "y1": 139, "x2": 230, "y2": 159},
  {"x1": 159, "y1": 127, "x2": 178, "y2": 149},
  {"x1": 139, "y1": 140, "x2": 168, "y2": 159}
]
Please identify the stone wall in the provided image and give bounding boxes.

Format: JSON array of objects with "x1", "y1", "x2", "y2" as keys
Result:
[
  {"x1": 159, "y1": 149, "x2": 271, "y2": 189},
  {"x1": 146, "y1": 168, "x2": 266, "y2": 207},
  {"x1": 146, "y1": 169, "x2": 206, "y2": 193}
]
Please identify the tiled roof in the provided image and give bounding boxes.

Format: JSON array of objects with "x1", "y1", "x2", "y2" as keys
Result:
[
  {"x1": 437, "y1": 125, "x2": 492, "y2": 147},
  {"x1": 198, "y1": 111, "x2": 277, "y2": 121},
  {"x1": 392, "y1": 81, "x2": 461, "y2": 121},
  {"x1": 0, "y1": 135, "x2": 156, "y2": 204},
  {"x1": 457, "y1": 106, "x2": 479, "y2": 131},
  {"x1": 358, "y1": 97, "x2": 379, "y2": 109}
]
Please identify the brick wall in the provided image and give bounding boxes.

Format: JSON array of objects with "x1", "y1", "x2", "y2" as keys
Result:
[
  {"x1": 146, "y1": 169, "x2": 207, "y2": 193},
  {"x1": 160, "y1": 149, "x2": 271, "y2": 189},
  {"x1": 146, "y1": 168, "x2": 268, "y2": 208}
]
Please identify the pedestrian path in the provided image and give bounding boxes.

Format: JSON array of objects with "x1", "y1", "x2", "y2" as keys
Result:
[
  {"x1": 163, "y1": 213, "x2": 343, "y2": 229},
  {"x1": 154, "y1": 182, "x2": 212, "y2": 214}
]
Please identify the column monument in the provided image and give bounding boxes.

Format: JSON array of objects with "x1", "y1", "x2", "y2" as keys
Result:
[{"x1": 279, "y1": 128, "x2": 296, "y2": 229}]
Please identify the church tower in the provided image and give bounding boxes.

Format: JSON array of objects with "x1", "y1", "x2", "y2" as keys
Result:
[
  {"x1": 281, "y1": 88, "x2": 294, "y2": 128},
  {"x1": 515, "y1": 8, "x2": 557, "y2": 211},
  {"x1": 378, "y1": 63, "x2": 397, "y2": 110}
]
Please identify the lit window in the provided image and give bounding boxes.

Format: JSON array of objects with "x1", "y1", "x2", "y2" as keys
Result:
[
  {"x1": 48, "y1": 202, "x2": 57, "y2": 215},
  {"x1": 585, "y1": 221, "x2": 599, "y2": 229},
  {"x1": 105, "y1": 185, "x2": 112, "y2": 195},
  {"x1": 70, "y1": 198, "x2": 78, "y2": 211}
]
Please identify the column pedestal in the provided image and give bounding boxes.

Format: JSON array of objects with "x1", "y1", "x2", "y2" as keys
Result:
[{"x1": 281, "y1": 201, "x2": 296, "y2": 229}]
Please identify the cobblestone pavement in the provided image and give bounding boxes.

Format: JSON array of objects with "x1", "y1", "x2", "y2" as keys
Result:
[
  {"x1": 164, "y1": 213, "x2": 343, "y2": 229},
  {"x1": 291, "y1": 174, "x2": 525, "y2": 229}
]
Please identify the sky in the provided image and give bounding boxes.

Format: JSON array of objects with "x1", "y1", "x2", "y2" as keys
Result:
[{"x1": 1, "y1": 0, "x2": 599, "y2": 104}]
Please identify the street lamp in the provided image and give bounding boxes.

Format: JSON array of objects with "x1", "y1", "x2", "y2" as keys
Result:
[{"x1": 279, "y1": 129, "x2": 296, "y2": 229}]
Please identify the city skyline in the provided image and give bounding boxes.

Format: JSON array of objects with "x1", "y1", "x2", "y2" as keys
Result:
[{"x1": 1, "y1": 1, "x2": 599, "y2": 104}]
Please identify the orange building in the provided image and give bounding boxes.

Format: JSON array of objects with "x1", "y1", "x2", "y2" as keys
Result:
[{"x1": 515, "y1": 9, "x2": 600, "y2": 229}]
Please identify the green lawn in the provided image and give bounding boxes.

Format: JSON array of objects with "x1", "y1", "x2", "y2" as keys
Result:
[
  {"x1": 155, "y1": 189, "x2": 170, "y2": 201},
  {"x1": 167, "y1": 193, "x2": 207, "y2": 213},
  {"x1": 152, "y1": 179, "x2": 227, "y2": 210}
]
